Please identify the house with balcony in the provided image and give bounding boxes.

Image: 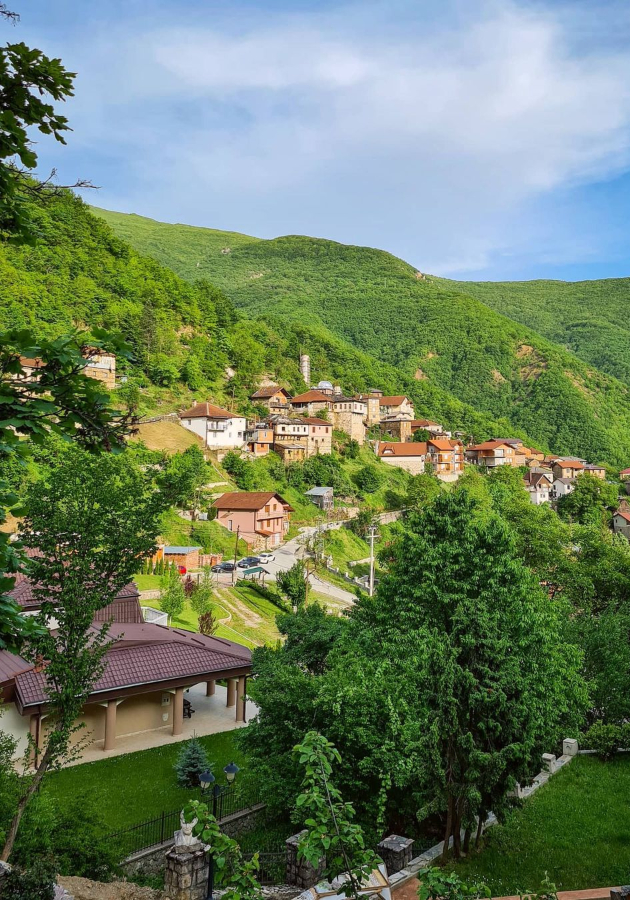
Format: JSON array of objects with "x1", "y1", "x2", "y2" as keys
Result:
[
  {"x1": 524, "y1": 470, "x2": 553, "y2": 505},
  {"x1": 465, "y1": 440, "x2": 521, "y2": 468},
  {"x1": 426, "y1": 439, "x2": 464, "y2": 479},
  {"x1": 249, "y1": 385, "x2": 292, "y2": 411},
  {"x1": 244, "y1": 424, "x2": 274, "y2": 456},
  {"x1": 302, "y1": 418, "x2": 333, "y2": 455},
  {"x1": 290, "y1": 390, "x2": 333, "y2": 416},
  {"x1": 551, "y1": 458, "x2": 587, "y2": 480},
  {"x1": 411, "y1": 419, "x2": 451, "y2": 439},
  {"x1": 212, "y1": 492, "x2": 293, "y2": 548},
  {"x1": 332, "y1": 396, "x2": 367, "y2": 444},
  {"x1": 379, "y1": 396, "x2": 415, "y2": 419},
  {"x1": 179, "y1": 402, "x2": 247, "y2": 450}
]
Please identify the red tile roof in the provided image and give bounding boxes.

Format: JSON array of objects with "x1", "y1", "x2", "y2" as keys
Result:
[
  {"x1": 378, "y1": 442, "x2": 427, "y2": 457},
  {"x1": 411, "y1": 419, "x2": 440, "y2": 428},
  {"x1": 615, "y1": 510, "x2": 630, "y2": 524},
  {"x1": 179, "y1": 402, "x2": 236, "y2": 419},
  {"x1": 554, "y1": 460, "x2": 585, "y2": 470},
  {"x1": 621, "y1": 468, "x2": 630, "y2": 475},
  {"x1": 213, "y1": 491, "x2": 293, "y2": 511},
  {"x1": 301, "y1": 417, "x2": 331, "y2": 426},
  {"x1": 14, "y1": 624, "x2": 251, "y2": 708},
  {"x1": 467, "y1": 440, "x2": 513, "y2": 451},
  {"x1": 290, "y1": 391, "x2": 332, "y2": 404},
  {"x1": 250, "y1": 385, "x2": 291, "y2": 400},
  {"x1": 379, "y1": 396, "x2": 409, "y2": 406},
  {"x1": 428, "y1": 439, "x2": 457, "y2": 451}
]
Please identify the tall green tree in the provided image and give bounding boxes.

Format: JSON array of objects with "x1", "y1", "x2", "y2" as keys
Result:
[
  {"x1": 557, "y1": 474, "x2": 619, "y2": 526},
  {"x1": 160, "y1": 566, "x2": 185, "y2": 624},
  {"x1": 277, "y1": 561, "x2": 308, "y2": 611},
  {"x1": 351, "y1": 491, "x2": 587, "y2": 859},
  {"x1": 1, "y1": 448, "x2": 165, "y2": 860},
  {"x1": 162, "y1": 444, "x2": 208, "y2": 510}
]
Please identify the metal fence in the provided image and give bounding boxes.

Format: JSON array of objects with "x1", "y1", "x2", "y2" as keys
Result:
[
  {"x1": 109, "y1": 785, "x2": 263, "y2": 859},
  {"x1": 243, "y1": 850, "x2": 285, "y2": 885}
]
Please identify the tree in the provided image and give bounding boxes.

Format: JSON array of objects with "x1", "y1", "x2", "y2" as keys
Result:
[
  {"x1": 406, "y1": 473, "x2": 442, "y2": 509},
  {"x1": 199, "y1": 610, "x2": 218, "y2": 636},
  {"x1": 343, "y1": 439, "x2": 359, "y2": 459},
  {"x1": 162, "y1": 445, "x2": 208, "y2": 510},
  {"x1": 351, "y1": 491, "x2": 586, "y2": 859},
  {"x1": 295, "y1": 732, "x2": 378, "y2": 899},
  {"x1": 276, "y1": 605, "x2": 346, "y2": 676},
  {"x1": 557, "y1": 474, "x2": 619, "y2": 526},
  {"x1": 277, "y1": 561, "x2": 308, "y2": 611},
  {"x1": 1, "y1": 448, "x2": 165, "y2": 860},
  {"x1": 174, "y1": 737, "x2": 211, "y2": 787},
  {"x1": 191, "y1": 567, "x2": 214, "y2": 618},
  {"x1": 354, "y1": 467, "x2": 381, "y2": 495},
  {"x1": 412, "y1": 429, "x2": 432, "y2": 442},
  {"x1": 0, "y1": 330, "x2": 133, "y2": 653},
  {"x1": 348, "y1": 509, "x2": 375, "y2": 540},
  {"x1": 160, "y1": 566, "x2": 185, "y2": 624}
]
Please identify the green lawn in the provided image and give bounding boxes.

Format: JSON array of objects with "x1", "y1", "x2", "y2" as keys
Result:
[
  {"x1": 451, "y1": 755, "x2": 630, "y2": 893},
  {"x1": 134, "y1": 574, "x2": 162, "y2": 591},
  {"x1": 43, "y1": 731, "x2": 246, "y2": 833}
]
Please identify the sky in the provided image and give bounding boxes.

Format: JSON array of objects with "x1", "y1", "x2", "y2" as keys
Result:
[{"x1": 10, "y1": 0, "x2": 630, "y2": 280}]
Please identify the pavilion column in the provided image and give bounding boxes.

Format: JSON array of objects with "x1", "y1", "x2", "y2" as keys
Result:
[
  {"x1": 236, "y1": 676, "x2": 246, "y2": 723},
  {"x1": 172, "y1": 688, "x2": 184, "y2": 736},
  {"x1": 28, "y1": 713, "x2": 41, "y2": 767},
  {"x1": 226, "y1": 678, "x2": 237, "y2": 708},
  {"x1": 206, "y1": 679, "x2": 215, "y2": 697},
  {"x1": 104, "y1": 700, "x2": 117, "y2": 751}
]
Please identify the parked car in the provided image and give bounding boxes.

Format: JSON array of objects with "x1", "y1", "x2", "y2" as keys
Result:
[
  {"x1": 211, "y1": 562, "x2": 236, "y2": 573},
  {"x1": 258, "y1": 552, "x2": 275, "y2": 563},
  {"x1": 211, "y1": 564, "x2": 223, "y2": 573},
  {"x1": 237, "y1": 556, "x2": 261, "y2": 568}
]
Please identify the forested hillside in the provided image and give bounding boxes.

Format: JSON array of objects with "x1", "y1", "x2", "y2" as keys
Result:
[
  {"x1": 93, "y1": 207, "x2": 630, "y2": 468},
  {"x1": 437, "y1": 277, "x2": 630, "y2": 388},
  {"x1": 0, "y1": 192, "x2": 512, "y2": 443}
]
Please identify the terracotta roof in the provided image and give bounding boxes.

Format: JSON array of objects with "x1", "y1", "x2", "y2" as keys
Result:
[
  {"x1": 379, "y1": 396, "x2": 409, "y2": 406},
  {"x1": 554, "y1": 460, "x2": 585, "y2": 470},
  {"x1": 411, "y1": 419, "x2": 440, "y2": 428},
  {"x1": 250, "y1": 385, "x2": 291, "y2": 400},
  {"x1": 14, "y1": 624, "x2": 251, "y2": 708},
  {"x1": 179, "y1": 402, "x2": 236, "y2": 420},
  {"x1": 378, "y1": 442, "x2": 427, "y2": 457},
  {"x1": 428, "y1": 439, "x2": 457, "y2": 451},
  {"x1": 492, "y1": 438, "x2": 524, "y2": 447},
  {"x1": 615, "y1": 510, "x2": 630, "y2": 524},
  {"x1": 212, "y1": 491, "x2": 293, "y2": 511},
  {"x1": 290, "y1": 391, "x2": 332, "y2": 404},
  {"x1": 301, "y1": 417, "x2": 331, "y2": 426},
  {"x1": 9, "y1": 576, "x2": 140, "y2": 612},
  {"x1": 621, "y1": 468, "x2": 630, "y2": 475},
  {"x1": 467, "y1": 440, "x2": 512, "y2": 451}
]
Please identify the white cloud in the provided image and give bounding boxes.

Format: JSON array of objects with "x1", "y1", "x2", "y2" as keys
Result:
[{"x1": 31, "y1": 0, "x2": 630, "y2": 275}]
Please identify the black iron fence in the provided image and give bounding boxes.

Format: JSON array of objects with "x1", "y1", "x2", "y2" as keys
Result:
[
  {"x1": 243, "y1": 850, "x2": 285, "y2": 886},
  {"x1": 109, "y1": 785, "x2": 263, "y2": 859}
]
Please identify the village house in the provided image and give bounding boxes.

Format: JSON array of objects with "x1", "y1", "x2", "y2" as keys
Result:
[
  {"x1": 275, "y1": 443, "x2": 307, "y2": 464},
  {"x1": 620, "y1": 467, "x2": 630, "y2": 482},
  {"x1": 583, "y1": 463, "x2": 607, "y2": 479},
  {"x1": 551, "y1": 477, "x2": 575, "y2": 500},
  {"x1": 302, "y1": 417, "x2": 333, "y2": 455},
  {"x1": 248, "y1": 385, "x2": 292, "y2": 411},
  {"x1": 465, "y1": 440, "x2": 521, "y2": 468},
  {"x1": 490, "y1": 438, "x2": 530, "y2": 466},
  {"x1": 270, "y1": 415, "x2": 309, "y2": 460},
  {"x1": 380, "y1": 415, "x2": 413, "y2": 442},
  {"x1": 354, "y1": 390, "x2": 383, "y2": 425},
  {"x1": 332, "y1": 396, "x2": 367, "y2": 445},
  {"x1": 524, "y1": 470, "x2": 553, "y2": 505},
  {"x1": 613, "y1": 501, "x2": 630, "y2": 539},
  {"x1": 179, "y1": 402, "x2": 247, "y2": 451},
  {"x1": 551, "y1": 458, "x2": 587, "y2": 480},
  {"x1": 212, "y1": 491, "x2": 293, "y2": 548},
  {"x1": 411, "y1": 419, "x2": 451, "y2": 439},
  {"x1": 163, "y1": 546, "x2": 202, "y2": 570},
  {"x1": 379, "y1": 395, "x2": 415, "y2": 419},
  {"x1": 244, "y1": 424, "x2": 274, "y2": 456},
  {"x1": 2, "y1": 577, "x2": 251, "y2": 763},
  {"x1": 290, "y1": 390, "x2": 333, "y2": 417},
  {"x1": 304, "y1": 486, "x2": 334, "y2": 510},
  {"x1": 377, "y1": 441, "x2": 427, "y2": 474},
  {"x1": 19, "y1": 352, "x2": 117, "y2": 390},
  {"x1": 426, "y1": 438, "x2": 465, "y2": 479}
]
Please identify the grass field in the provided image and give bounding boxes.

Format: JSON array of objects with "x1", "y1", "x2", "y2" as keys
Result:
[
  {"x1": 451, "y1": 755, "x2": 630, "y2": 893},
  {"x1": 133, "y1": 420, "x2": 203, "y2": 454},
  {"x1": 43, "y1": 731, "x2": 244, "y2": 833}
]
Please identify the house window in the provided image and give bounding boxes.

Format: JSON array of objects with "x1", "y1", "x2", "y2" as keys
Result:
[{"x1": 228, "y1": 519, "x2": 233, "y2": 531}]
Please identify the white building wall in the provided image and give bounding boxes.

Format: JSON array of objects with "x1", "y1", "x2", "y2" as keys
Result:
[
  {"x1": 181, "y1": 416, "x2": 247, "y2": 449},
  {"x1": 2, "y1": 703, "x2": 30, "y2": 758}
]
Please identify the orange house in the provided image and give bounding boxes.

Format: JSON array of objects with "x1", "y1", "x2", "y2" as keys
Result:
[{"x1": 212, "y1": 492, "x2": 293, "y2": 549}]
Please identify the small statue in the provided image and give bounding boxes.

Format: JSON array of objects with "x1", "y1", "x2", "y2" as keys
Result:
[{"x1": 175, "y1": 810, "x2": 199, "y2": 847}]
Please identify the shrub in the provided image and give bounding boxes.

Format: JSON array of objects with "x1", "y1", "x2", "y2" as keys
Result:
[
  {"x1": 583, "y1": 721, "x2": 622, "y2": 760},
  {"x1": 2, "y1": 857, "x2": 56, "y2": 900},
  {"x1": 355, "y1": 466, "x2": 381, "y2": 494},
  {"x1": 418, "y1": 867, "x2": 490, "y2": 900},
  {"x1": 175, "y1": 737, "x2": 211, "y2": 787},
  {"x1": 199, "y1": 610, "x2": 218, "y2": 636}
]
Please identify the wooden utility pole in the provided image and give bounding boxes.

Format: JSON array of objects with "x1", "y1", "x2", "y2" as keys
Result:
[
  {"x1": 232, "y1": 526, "x2": 240, "y2": 585},
  {"x1": 368, "y1": 524, "x2": 377, "y2": 597}
]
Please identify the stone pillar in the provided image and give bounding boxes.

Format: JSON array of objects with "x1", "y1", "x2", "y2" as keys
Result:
[
  {"x1": 226, "y1": 678, "x2": 237, "y2": 708},
  {"x1": 206, "y1": 680, "x2": 215, "y2": 697},
  {"x1": 28, "y1": 713, "x2": 40, "y2": 767},
  {"x1": 376, "y1": 834, "x2": 414, "y2": 876},
  {"x1": 563, "y1": 738, "x2": 579, "y2": 757},
  {"x1": 104, "y1": 700, "x2": 117, "y2": 752},
  {"x1": 286, "y1": 830, "x2": 325, "y2": 888},
  {"x1": 164, "y1": 842, "x2": 208, "y2": 900},
  {"x1": 236, "y1": 676, "x2": 246, "y2": 722},
  {"x1": 173, "y1": 688, "x2": 184, "y2": 736},
  {"x1": 541, "y1": 752, "x2": 556, "y2": 774}
]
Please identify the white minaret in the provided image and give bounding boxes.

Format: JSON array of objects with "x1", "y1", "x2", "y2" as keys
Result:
[{"x1": 299, "y1": 353, "x2": 311, "y2": 385}]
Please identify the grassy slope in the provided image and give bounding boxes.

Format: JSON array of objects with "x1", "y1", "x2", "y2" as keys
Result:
[
  {"x1": 439, "y1": 276, "x2": 630, "y2": 387},
  {"x1": 452, "y1": 755, "x2": 630, "y2": 893},
  {"x1": 91, "y1": 209, "x2": 630, "y2": 468}
]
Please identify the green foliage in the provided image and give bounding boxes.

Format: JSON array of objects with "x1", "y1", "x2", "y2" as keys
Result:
[
  {"x1": 277, "y1": 561, "x2": 308, "y2": 610},
  {"x1": 160, "y1": 566, "x2": 185, "y2": 622},
  {"x1": 198, "y1": 610, "x2": 218, "y2": 636},
  {"x1": 581, "y1": 721, "x2": 624, "y2": 760},
  {"x1": 191, "y1": 567, "x2": 214, "y2": 616},
  {"x1": 1, "y1": 857, "x2": 56, "y2": 900},
  {"x1": 343, "y1": 439, "x2": 360, "y2": 459},
  {"x1": 175, "y1": 737, "x2": 211, "y2": 787},
  {"x1": 184, "y1": 800, "x2": 264, "y2": 900},
  {"x1": 295, "y1": 731, "x2": 378, "y2": 898},
  {"x1": 162, "y1": 445, "x2": 208, "y2": 509},
  {"x1": 406, "y1": 472, "x2": 443, "y2": 509},
  {"x1": 417, "y1": 867, "x2": 490, "y2": 900},
  {"x1": 276, "y1": 605, "x2": 346, "y2": 675},
  {"x1": 354, "y1": 466, "x2": 381, "y2": 494},
  {"x1": 557, "y1": 474, "x2": 619, "y2": 526},
  {"x1": 348, "y1": 509, "x2": 376, "y2": 540}
]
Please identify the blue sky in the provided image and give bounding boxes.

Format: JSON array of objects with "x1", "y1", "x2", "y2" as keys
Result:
[{"x1": 11, "y1": 0, "x2": 630, "y2": 280}]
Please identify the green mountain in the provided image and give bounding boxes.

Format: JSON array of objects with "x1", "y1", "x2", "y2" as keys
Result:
[
  {"x1": 92, "y1": 207, "x2": 630, "y2": 468},
  {"x1": 0, "y1": 192, "x2": 512, "y2": 446},
  {"x1": 436, "y1": 277, "x2": 630, "y2": 388}
]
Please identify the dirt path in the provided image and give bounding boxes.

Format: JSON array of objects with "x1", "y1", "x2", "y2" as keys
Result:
[{"x1": 216, "y1": 587, "x2": 263, "y2": 628}]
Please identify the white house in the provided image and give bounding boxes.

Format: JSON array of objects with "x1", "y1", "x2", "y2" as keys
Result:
[
  {"x1": 179, "y1": 402, "x2": 247, "y2": 450},
  {"x1": 551, "y1": 478, "x2": 575, "y2": 500}
]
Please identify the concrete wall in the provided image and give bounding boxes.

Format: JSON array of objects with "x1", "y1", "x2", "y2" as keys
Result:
[{"x1": 380, "y1": 456, "x2": 425, "y2": 475}]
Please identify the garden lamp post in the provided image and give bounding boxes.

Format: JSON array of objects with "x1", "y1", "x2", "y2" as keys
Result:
[{"x1": 200, "y1": 762, "x2": 240, "y2": 900}]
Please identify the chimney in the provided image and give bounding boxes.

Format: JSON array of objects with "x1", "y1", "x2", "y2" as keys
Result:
[{"x1": 299, "y1": 354, "x2": 311, "y2": 385}]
